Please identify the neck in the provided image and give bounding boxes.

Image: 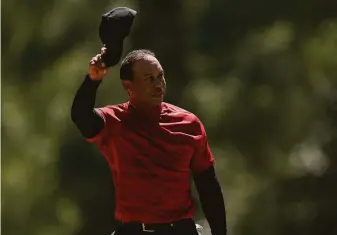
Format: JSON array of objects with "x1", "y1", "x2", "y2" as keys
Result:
[
  {"x1": 129, "y1": 99, "x2": 161, "y2": 110},
  {"x1": 128, "y1": 100, "x2": 162, "y2": 121}
]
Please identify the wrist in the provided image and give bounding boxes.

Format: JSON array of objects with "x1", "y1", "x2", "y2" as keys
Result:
[
  {"x1": 87, "y1": 73, "x2": 104, "y2": 81},
  {"x1": 85, "y1": 74, "x2": 103, "y2": 87}
]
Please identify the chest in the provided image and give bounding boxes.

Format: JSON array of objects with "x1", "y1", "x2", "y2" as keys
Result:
[{"x1": 110, "y1": 120, "x2": 197, "y2": 171}]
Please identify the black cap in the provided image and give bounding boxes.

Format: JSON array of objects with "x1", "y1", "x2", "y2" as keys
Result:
[{"x1": 99, "y1": 7, "x2": 137, "y2": 67}]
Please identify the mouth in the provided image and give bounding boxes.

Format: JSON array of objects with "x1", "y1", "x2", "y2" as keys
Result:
[
  {"x1": 152, "y1": 91, "x2": 164, "y2": 98},
  {"x1": 152, "y1": 93, "x2": 163, "y2": 98}
]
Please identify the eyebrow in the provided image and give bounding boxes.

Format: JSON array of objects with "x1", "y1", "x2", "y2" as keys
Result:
[
  {"x1": 144, "y1": 73, "x2": 152, "y2": 77},
  {"x1": 143, "y1": 71, "x2": 164, "y2": 77}
]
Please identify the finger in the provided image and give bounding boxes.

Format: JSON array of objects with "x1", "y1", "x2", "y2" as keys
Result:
[
  {"x1": 90, "y1": 54, "x2": 102, "y2": 64},
  {"x1": 97, "y1": 55, "x2": 106, "y2": 68},
  {"x1": 90, "y1": 56, "x2": 99, "y2": 63},
  {"x1": 89, "y1": 59, "x2": 99, "y2": 66},
  {"x1": 92, "y1": 54, "x2": 101, "y2": 61},
  {"x1": 101, "y1": 47, "x2": 107, "y2": 54}
]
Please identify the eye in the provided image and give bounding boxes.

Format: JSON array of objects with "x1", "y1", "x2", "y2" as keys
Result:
[
  {"x1": 144, "y1": 76, "x2": 153, "y2": 81},
  {"x1": 158, "y1": 73, "x2": 164, "y2": 80},
  {"x1": 144, "y1": 73, "x2": 164, "y2": 82}
]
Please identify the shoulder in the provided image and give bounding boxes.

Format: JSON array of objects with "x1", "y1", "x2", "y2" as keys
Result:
[
  {"x1": 162, "y1": 102, "x2": 196, "y2": 118},
  {"x1": 101, "y1": 102, "x2": 128, "y2": 112},
  {"x1": 96, "y1": 102, "x2": 129, "y2": 119},
  {"x1": 162, "y1": 102, "x2": 205, "y2": 134}
]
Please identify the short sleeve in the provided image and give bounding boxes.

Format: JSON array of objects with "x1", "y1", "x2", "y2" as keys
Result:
[
  {"x1": 190, "y1": 119, "x2": 215, "y2": 174},
  {"x1": 86, "y1": 106, "x2": 118, "y2": 145}
]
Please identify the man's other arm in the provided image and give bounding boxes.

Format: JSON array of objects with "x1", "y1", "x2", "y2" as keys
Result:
[
  {"x1": 190, "y1": 117, "x2": 227, "y2": 235},
  {"x1": 193, "y1": 166, "x2": 227, "y2": 235}
]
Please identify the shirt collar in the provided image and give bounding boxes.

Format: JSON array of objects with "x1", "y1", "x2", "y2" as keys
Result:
[{"x1": 127, "y1": 101, "x2": 163, "y2": 122}]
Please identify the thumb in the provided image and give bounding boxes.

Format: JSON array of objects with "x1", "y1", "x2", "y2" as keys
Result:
[{"x1": 101, "y1": 46, "x2": 107, "y2": 55}]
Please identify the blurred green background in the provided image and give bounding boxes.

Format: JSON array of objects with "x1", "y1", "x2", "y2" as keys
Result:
[{"x1": 2, "y1": 0, "x2": 337, "y2": 235}]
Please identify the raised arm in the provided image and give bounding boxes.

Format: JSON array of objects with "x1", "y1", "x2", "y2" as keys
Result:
[{"x1": 71, "y1": 48, "x2": 108, "y2": 138}]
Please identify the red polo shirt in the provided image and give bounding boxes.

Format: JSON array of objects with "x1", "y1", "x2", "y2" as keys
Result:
[{"x1": 86, "y1": 101, "x2": 215, "y2": 223}]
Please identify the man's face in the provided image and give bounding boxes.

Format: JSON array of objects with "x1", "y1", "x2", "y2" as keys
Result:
[{"x1": 129, "y1": 55, "x2": 166, "y2": 107}]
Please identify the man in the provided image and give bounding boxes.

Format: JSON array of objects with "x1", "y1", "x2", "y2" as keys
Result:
[{"x1": 71, "y1": 47, "x2": 227, "y2": 235}]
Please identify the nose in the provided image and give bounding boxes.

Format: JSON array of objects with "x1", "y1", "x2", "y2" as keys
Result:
[{"x1": 153, "y1": 83, "x2": 163, "y2": 94}]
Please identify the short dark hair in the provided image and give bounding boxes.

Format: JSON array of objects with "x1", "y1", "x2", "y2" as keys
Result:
[{"x1": 120, "y1": 49, "x2": 156, "y2": 80}]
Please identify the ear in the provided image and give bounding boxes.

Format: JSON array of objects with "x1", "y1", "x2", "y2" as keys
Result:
[
  {"x1": 121, "y1": 80, "x2": 132, "y2": 92},
  {"x1": 121, "y1": 80, "x2": 133, "y2": 96}
]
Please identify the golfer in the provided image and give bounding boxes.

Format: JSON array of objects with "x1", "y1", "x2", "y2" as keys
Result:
[{"x1": 71, "y1": 47, "x2": 227, "y2": 235}]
